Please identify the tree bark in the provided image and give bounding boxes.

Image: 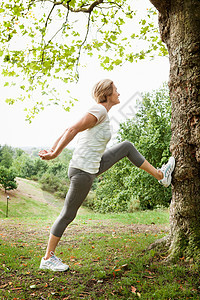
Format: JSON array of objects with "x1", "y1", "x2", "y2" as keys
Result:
[
  {"x1": 150, "y1": 0, "x2": 200, "y2": 261},
  {"x1": 149, "y1": 0, "x2": 170, "y2": 14}
]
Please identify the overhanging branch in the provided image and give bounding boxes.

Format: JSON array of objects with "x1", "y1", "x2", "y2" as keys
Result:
[
  {"x1": 76, "y1": 11, "x2": 92, "y2": 80},
  {"x1": 55, "y1": 0, "x2": 104, "y2": 13}
]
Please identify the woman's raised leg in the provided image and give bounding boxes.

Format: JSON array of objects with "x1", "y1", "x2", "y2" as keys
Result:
[
  {"x1": 97, "y1": 141, "x2": 145, "y2": 175},
  {"x1": 96, "y1": 141, "x2": 175, "y2": 186},
  {"x1": 139, "y1": 160, "x2": 163, "y2": 180}
]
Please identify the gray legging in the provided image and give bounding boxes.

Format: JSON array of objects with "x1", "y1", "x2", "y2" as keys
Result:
[{"x1": 51, "y1": 141, "x2": 145, "y2": 237}]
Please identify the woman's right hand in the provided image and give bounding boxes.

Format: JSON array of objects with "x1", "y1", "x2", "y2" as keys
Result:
[{"x1": 38, "y1": 149, "x2": 56, "y2": 160}]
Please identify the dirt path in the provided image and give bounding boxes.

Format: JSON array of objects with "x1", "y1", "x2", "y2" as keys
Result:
[{"x1": 15, "y1": 177, "x2": 62, "y2": 207}]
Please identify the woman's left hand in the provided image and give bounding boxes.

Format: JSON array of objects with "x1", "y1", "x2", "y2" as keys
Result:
[{"x1": 38, "y1": 149, "x2": 56, "y2": 160}]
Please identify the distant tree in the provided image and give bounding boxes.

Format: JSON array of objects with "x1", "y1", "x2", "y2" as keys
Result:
[
  {"x1": 0, "y1": 166, "x2": 17, "y2": 193},
  {"x1": 33, "y1": 158, "x2": 48, "y2": 178},
  {"x1": 0, "y1": 145, "x2": 14, "y2": 168},
  {"x1": 59, "y1": 148, "x2": 73, "y2": 166},
  {"x1": 15, "y1": 148, "x2": 25, "y2": 157},
  {"x1": 12, "y1": 153, "x2": 31, "y2": 178}
]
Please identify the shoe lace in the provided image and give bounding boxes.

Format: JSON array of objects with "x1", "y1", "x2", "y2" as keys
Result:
[
  {"x1": 160, "y1": 163, "x2": 172, "y2": 179},
  {"x1": 50, "y1": 251, "x2": 63, "y2": 266}
]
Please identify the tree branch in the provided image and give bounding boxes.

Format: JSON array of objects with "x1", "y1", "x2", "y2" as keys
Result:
[
  {"x1": 40, "y1": 1, "x2": 71, "y2": 64},
  {"x1": 44, "y1": 3, "x2": 56, "y2": 31},
  {"x1": 149, "y1": 0, "x2": 171, "y2": 14},
  {"x1": 76, "y1": 12, "x2": 92, "y2": 80},
  {"x1": 55, "y1": 0, "x2": 104, "y2": 13}
]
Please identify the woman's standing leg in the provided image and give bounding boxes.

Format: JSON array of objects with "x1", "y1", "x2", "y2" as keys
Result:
[
  {"x1": 50, "y1": 168, "x2": 95, "y2": 238},
  {"x1": 40, "y1": 168, "x2": 95, "y2": 271},
  {"x1": 44, "y1": 235, "x2": 61, "y2": 260}
]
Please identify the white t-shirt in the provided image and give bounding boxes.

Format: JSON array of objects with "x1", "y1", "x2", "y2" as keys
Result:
[{"x1": 69, "y1": 104, "x2": 111, "y2": 174}]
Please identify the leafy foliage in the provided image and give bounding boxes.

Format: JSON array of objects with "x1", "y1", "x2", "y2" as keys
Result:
[
  {"x1": 37, "y1": 149, "x2": 72, "y2": 198},
  {"x1": 92, "y1": 83, "x2": 172, "y2": 212},
  {"x1": 0, "y1": 0, "x2": 167, "y2": 120},
  {"x1": 0, "y1": 145, "x2": 14, "y2": 168},
  {"x1": 40, "y1": 173, "x2": 69, "y2": 199},
  {"x1": 10, "y1": 150, "x2": 48, "y2": 179},
  {"x1": 0, "y1": 166, "x2": 17, "y2": 192}
]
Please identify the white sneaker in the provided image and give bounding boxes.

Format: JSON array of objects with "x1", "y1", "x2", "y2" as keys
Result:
[
  {"x1": 158, "y1": 157, "x2": 175, "y2": 187},
  {"x1": 40, "y1": 252, "x2": 69, "y2": 271}
]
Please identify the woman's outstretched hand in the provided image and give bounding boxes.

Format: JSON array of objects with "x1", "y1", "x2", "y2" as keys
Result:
[{"x1": 38, "y1": 149, "x2": 56, "y2": 160}]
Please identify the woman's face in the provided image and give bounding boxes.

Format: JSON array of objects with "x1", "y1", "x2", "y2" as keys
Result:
[{"x1": 108, "y1": 84, "x2": 120, "y2": 106}]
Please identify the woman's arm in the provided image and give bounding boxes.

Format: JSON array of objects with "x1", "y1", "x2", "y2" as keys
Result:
[
  {"x1": 38, "y1": 129, "x2": 68, "y2": 158},
  {"x1": 51, "y1": 129, "x2": 68, "y2": 151},
  {"x1": 39, "y1": 112, "x2": 97, "y2": 160}
]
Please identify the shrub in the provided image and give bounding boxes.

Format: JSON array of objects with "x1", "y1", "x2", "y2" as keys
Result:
[
  {"x1": 40, "y1": 173, "x2": 69, "y2": 199},
  {"x1": 82, "y1": 191, "x2": 97, "y2": 210}
]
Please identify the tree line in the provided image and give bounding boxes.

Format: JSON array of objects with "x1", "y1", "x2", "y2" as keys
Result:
[
  {"x1": 0, "y1": 84, "x2": 171, "y2": 211},
  {"x1": 0, "y1": 144, "x2": 73, "y2": 198}
]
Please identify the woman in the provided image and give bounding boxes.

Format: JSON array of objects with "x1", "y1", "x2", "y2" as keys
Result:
[{"x1": 39, "y1": 79, "x2": 175, "y2": 271}]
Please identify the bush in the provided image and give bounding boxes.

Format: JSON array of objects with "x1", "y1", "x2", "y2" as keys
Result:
[
  {"x1": 82, "y1": 191, "x2": 97, "y2": 210},
  {"x1": 94, "y1": 188, "x2": 131, "y2": 213},
  {"x1": 12, "y1": 153, "x2": 38, "y2": 178},
  {"x1": 128, "y1": 196, "x2": 141, "y2": 212},
  {"x1": 40, "y1": 173, "x2": 69, "y2": 199}
]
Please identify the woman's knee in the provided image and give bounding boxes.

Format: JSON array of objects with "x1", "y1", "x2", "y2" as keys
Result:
[
  {"x1": 59, "y1": 212, "x2": 76, "y2": 229},
  {"x1": 122, "y1": 140, "x2": 134, "y2": 150}
]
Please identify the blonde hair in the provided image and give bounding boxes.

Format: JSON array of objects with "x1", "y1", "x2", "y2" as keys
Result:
[{"x1": 92, "y1": 79, "x2": 113, "y2": 103}]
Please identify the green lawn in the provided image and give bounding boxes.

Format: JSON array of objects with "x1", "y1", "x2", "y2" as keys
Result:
[{"x1": 0, "y1": 178, "x2": 199, "y2": 299}]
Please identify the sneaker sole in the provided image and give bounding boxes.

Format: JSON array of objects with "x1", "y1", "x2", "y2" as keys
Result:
[
  {"x1": 169, "y1": 157, "x2": 175, "y2": 172},
  {"x1": 165, "y1": 157, "x2": 175, "y2": 187},
  {"x1": 40, "y1": 265, "x2": 69, "y2": 272},
  {"x1": 159, "y1": 157, "x2": 175, "y2": 187}
]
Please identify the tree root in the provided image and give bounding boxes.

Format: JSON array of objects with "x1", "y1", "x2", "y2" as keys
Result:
[
  {"x1": 145, "y1": 235, "x2": 200, "y2": 264},
  {"x1": 147, "y1": 235, "x2": 170, "y2": 251},
  {"x1": 141, "y1": 235, "x2": 173, "y2": 263}
]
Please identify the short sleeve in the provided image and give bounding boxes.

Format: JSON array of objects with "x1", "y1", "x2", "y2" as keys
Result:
[{"x1": 87, "y1": 104, "x2": 107, "y2": 124}]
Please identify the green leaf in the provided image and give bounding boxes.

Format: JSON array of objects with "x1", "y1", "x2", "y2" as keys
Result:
[
  {"x1": 114, "y1": 59, "x2": 122, "y2": 65},
  {"x1": 103, "y1": 57, "x2": 110, "y2": 64},
  {"x1": 5, "y1": 98, "x2": 15, "y2": 105}
]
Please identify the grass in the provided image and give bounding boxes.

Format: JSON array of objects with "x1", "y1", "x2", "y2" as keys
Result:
[
  {"x1": 0, "y1": 178, "x2": 199, "y2": 299},
  {"x1": 77, "y1": 207, "x2": 169, "y2": 225}
]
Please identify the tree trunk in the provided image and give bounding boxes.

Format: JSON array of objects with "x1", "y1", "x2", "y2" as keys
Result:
[{"x1": 150, "y1": 0, "x2": 200, "y2": 261}]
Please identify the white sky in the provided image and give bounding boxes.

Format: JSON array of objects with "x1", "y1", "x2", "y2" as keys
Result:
[{"x1": 0, "y1": 0, "x2": 170, "y2": 150}]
